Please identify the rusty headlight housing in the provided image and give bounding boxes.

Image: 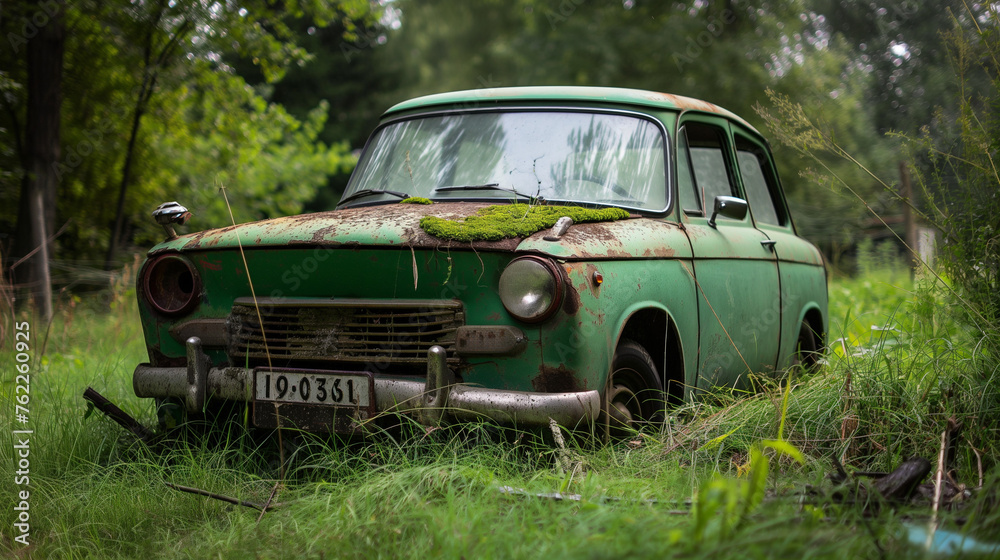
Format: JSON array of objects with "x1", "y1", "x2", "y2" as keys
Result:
[
  {"x1": 499, "y1": 256, "x2": 563, "y2": 323},
  {"x1": 141, "y1": 254, "x2": 200, "y2": 316}
]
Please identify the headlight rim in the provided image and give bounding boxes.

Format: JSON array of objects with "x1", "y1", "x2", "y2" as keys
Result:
[
  {"x1": 499, "y1": 256, "x2": 564, "y2": 324},
  {"x1": 141, "y1": 253, "x2": 201, "y2": 317}
]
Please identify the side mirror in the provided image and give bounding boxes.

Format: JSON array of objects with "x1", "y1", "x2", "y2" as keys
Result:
[
  {"x1": 153, "y1": 201, "x2": 191, "y2": 240},
  {"x1": 708, "y1": 196, "x2": 748, "y2": 228}
]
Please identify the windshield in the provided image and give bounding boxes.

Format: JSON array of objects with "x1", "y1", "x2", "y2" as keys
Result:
[{"x1": 342, "y1": 111, "x2": 668, "y2": 212}]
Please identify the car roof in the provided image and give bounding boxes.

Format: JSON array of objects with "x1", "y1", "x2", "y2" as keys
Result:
[{"x1": 383, "y1": 86, "x2": 758, "y2": 133}]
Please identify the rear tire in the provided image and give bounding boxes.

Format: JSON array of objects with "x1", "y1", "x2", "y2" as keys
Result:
[{"x1": 791, "y1": 319, "x2": 820, "y2": 371}]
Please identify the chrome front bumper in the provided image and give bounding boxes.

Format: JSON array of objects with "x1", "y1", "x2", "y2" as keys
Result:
[{"x1": 133, "y1": 337, "x2": 600, "y2": 430}]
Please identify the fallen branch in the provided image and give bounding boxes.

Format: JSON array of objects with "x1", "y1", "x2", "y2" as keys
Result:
[
  {"x1": 496, "y1": 485, "x2": 690, "y2": 513},
  {"x1": 256, "y1": 480, "x2": 283, "y2": 525},
  {"x1": 83, "y1": 387, "x2": 155, "y2": 443},
  {"x1": 965, "y1": 436, "x2": 983, "y2": 489},
  {"x1": 872, "y1": 457, "x2": 931, "y2": 502},
  {"x1": 927, "y1": 418, "x2": 958, "y2": 550},
  {"x1": 165, "y1": 482, "x2": 286, "y2": 512}
]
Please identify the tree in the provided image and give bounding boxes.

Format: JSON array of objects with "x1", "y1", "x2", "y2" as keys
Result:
[
  {"x1": 101, "y1": 0, "x2": 377, "y2": 268},
  {"x1": 0, "y1": 0, "x2": 379, "y2": 303},
  {"x1": 10, "y1": 0, "x2": 65, "y2": 320},
  {"x1": 230, "y1": 11, "x2": 404, "y2": 210}
]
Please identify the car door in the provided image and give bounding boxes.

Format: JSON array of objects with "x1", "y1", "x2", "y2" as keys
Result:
[
  {"x1": 677, "y1": 115, "x2": 781, "y2": 390},
  {"x1": 731, "y1": 125, "x2": 827, "y2": 369}
]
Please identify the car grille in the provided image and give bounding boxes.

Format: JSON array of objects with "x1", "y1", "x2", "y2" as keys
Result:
[{"x1": 227, "y1": 298, "x2": 464, "y2": 370}]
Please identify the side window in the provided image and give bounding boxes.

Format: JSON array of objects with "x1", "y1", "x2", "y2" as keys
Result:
[
  {"x1": 685, "y1": 123, "x2": 737, "y2": 217},
  {"x1": 734, "y1": 135, "x2": 786, "y2": 226},
  {"x1": 676, "y1": 127, "x2": 701, "y2": 214}
]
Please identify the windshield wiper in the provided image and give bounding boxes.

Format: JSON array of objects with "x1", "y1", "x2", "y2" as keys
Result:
[
  {"x1": 338, "y1": 189, "x2": 410, "y2": 206},
  {"x1": 434, "y1": 183, "x2": 542, "y2": 201}
]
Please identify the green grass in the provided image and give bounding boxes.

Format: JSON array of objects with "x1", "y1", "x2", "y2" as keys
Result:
[{"x1": 2, "y1": 268, "x2": 998, "y2": 559}]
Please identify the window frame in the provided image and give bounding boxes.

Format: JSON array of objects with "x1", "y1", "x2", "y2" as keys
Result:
[
  {"x1": 675, "y1": 116, "x2": 743, "y2": 222},
  {"x1": 731, "y1": 126, "x2": 792, "y2": 230},
  {"x1": 343, "y1": 106, "x2": 675, "y2": 216}
]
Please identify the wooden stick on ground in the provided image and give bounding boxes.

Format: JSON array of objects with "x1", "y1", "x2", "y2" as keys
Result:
[
  {"x1": 965, "y1": 436, "x2": 984, "y2": 489},
  {"x1": 83, "y1": 387, "x2": 155, "y2": 443},
  {"x1": 927, "y1": 419, "x2": 954, "y2": 550},
  {"x1": 256, "y1": 481, "x2": 282, "y2": 525},
  {"x1": 165, "y1": 482, "x2": 286, "y2": 512}
]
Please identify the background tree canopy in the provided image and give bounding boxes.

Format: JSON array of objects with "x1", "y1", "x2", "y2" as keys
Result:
[{"x1": 0, "y1": 0, "x2": 996, "y2": 301}]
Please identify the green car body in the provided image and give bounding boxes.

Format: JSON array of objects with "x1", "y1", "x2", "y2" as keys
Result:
[{"x1": 133, "y1": 86, "x2": 827, "y2": 433}]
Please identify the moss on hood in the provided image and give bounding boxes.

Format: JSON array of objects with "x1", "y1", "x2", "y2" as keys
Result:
[{"x1": 419, "y1": 204, "x2": 630, "y2": 242}]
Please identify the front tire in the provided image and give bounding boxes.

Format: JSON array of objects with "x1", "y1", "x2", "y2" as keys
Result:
[{"x1": 604, "y1": 339, "x2": 661, "y2": 436}]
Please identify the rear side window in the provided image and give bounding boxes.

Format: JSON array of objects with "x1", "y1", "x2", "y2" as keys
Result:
[{"x1": 734, "y1": 135, "x2": 786, "y2": 226}]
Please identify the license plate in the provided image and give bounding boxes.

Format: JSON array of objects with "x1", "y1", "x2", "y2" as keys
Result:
[{"x1": 254, "y1": 369, "x2": 372, "y2": 407}]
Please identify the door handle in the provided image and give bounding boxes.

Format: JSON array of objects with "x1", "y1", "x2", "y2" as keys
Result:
[{"x1": 760, "y1": 239, "x2": 777, "y2": 251}]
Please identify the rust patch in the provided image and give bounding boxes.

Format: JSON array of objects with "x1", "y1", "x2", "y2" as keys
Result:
[
  {"x1": 584, "y1": 264, "x2": 601, "y2": 297},
  {"x1": 197, "y1": 258, "x2": 222, "y2": 271},
  {"x1": 649, "y1": 92, "x2": 724, "y2": 113},
  {"x1": 653, "y1": 245, "x2": 676, "y2": 258},
  {"x1": 562, "y1": 283, "x2": 581, "y2": 315},
  {"x1": 532, "y1": 364, "x2": 581, "y2": 393},
  {"x1": 153, "y1": 202, "x2": 608, "y2": 256}
]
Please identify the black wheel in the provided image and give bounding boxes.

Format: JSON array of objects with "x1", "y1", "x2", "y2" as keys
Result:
[
  {"x1": 603, "y1": 339, "x2": 661, "y2": 436},
  {"x1": 791, "y1": 320, "x2": 820, "y2": 371}
]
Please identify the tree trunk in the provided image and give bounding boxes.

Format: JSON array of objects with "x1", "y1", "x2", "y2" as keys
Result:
[
  {"x1": 13, "y1": 0, "x2": 65, "y2": 321},
  {"x1": 105, "y1": 98, "x2": 145, "y2": 270},
  {"x1": 103, "y1": 4, "x2": 191, "y2": 270}
]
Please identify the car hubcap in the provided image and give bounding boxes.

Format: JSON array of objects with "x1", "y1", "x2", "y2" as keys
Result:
[{"x1": 608, "y1": 382, "x2": 641, "y2": 434}]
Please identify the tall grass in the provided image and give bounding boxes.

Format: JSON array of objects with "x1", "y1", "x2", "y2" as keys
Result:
[{"x1": 2, "y1": 260, "x2": 998, "y2": 558}]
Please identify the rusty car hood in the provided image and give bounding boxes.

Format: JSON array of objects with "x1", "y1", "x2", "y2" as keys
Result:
[{"x1": 150, "y1": 202, "x2": 691, "y2": 260}]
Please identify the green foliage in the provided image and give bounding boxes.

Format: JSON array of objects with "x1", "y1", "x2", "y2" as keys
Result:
[
  {"x1": 0, "y1": 0, "x2": 378, "y2": 267},
  {"x1": 691, "y1": 382, "x2": 805, "y2": 546},
  {"x1": 419, "y1": 204, "x2": 630, "y2": 242},
  {"x1": 399, "y1": 196, "x2": 433, "y2": 205},
  {"x1": 898, "y1": 12, "x2": 1000, "y2": 361},
  {"x1": 141, "y1": 62, "x2": 355, "y2": 238},
  {"x1": 760, "y1": 7, "x2": 1000, "y2": 363},
  {"x1": 855, "y1": 238, "x2": 907, "y2": 277}
]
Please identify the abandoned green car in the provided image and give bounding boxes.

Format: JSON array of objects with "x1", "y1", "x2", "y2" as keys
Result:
[{"x1": 133, "y1": 86, "x2": 827, "y2": 434}]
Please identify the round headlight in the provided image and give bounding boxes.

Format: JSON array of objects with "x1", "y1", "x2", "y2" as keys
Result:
[
  {"x1": 499, "y1": 257, "x2": 563, "y2": 323},
  {"x1": 142, "y1": 254, "x2": 200, "y2": 316}
]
